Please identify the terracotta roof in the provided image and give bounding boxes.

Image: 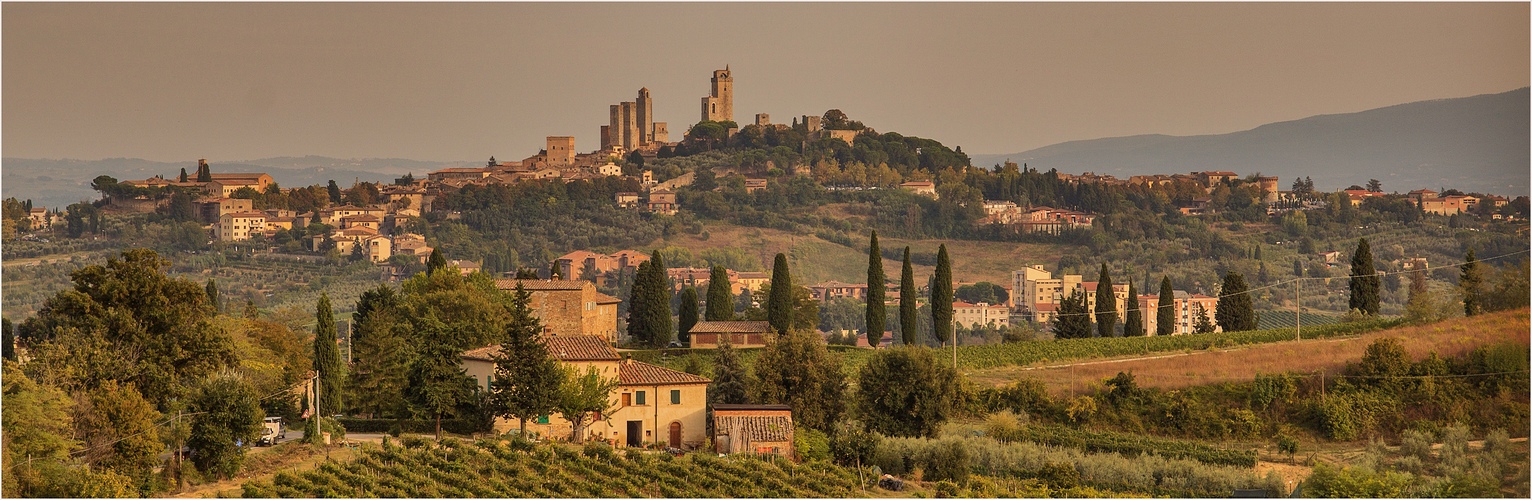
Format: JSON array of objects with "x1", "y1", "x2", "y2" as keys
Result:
[
  {"x1": 494, "y1": 279, "x2": 591, "y2": 291},
  {"x1": 689, "y1": 321, "x2": 772, "y2": 334},
  {"x1": 341, "y1": 214, "x2": 381, "y2": 222},
  {"x1": 1033, "y1": 303, "x2": 1058, "y2": 312},
  {"x1": 224, "y1": 211, "x2": 267, "y2": 218},
  {"x1": 461, "y1": 335, "x2": 620, "y2": 362},
  {"x1": 618, "y1": 360, "x2": 710, "y2": 385},
  {"x1": 594, "y1": 292, "x2": 622, "y2": 304},
  {"x1": 713, "y1": 414, "x2": 793, "y2": 442}
]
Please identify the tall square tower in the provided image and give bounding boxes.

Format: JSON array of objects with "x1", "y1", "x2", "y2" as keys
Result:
[{"x1": 700, "y1": 66, "x2": 733, "y2": 122}]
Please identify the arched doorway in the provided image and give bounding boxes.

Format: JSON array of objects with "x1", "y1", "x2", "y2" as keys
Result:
[{"x1": 668, "y1": 421, "x2": 682, "y2": 448}]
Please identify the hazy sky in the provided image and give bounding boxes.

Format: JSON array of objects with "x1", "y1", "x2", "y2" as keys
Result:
[{"x1": 4, "y1": 2, "x2": 1527, "y2": 162}]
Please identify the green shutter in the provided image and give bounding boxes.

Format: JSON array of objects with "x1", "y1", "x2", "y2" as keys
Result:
[
  {"x1": 670, "y1": 389, "x2": 680, "y2": 404},
  {"x1": 636, "y1": 391, "x2": 646, "y2": 405},
  {"x1": 537, "y1": 415, "x2": 549, "y2": 424}
]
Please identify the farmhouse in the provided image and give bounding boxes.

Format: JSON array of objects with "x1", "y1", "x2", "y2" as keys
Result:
[
  {"x1": 494, "y1": 279, "x2": 621, "y2": 342},
  {"x1": 687, "y1": 321, "x2": 773, "y2": 348},
  {"x1": 711, "y1": 404, "x2": 794, "y2": 458}
]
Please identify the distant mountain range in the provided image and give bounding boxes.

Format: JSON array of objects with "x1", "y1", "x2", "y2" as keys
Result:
[
  {"x1": 970, "y1": 88, "x2": 1530, "y2": 196},
  {"x1": 1, "y1": 156, "x2": 478, "y2": 209}
]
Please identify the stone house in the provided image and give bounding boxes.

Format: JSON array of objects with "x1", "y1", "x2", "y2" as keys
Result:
[
  {"x1": 460, "y1": 336, "x2": 711, "y2": 448},
  {"x1": 711, "y1": 404, "x2": 794, "y2": 457},
  {"x1": 199, "y1": 198, "x2": 254, "y2": 224},
  {"x1": 494, "y1": 279, "x2": 621, "y2": 342},
  {"x1": 807, "y1": 281, "x2": 869, "y2": 302},
  {"x1": 206, "y1": 173, "x2": 275, "y2": 198},
  {"x1": 1138, "y1": 292, "x2": 1221, "y2": 335},
  {"x1": 647, "y1": 189, "x2": 679, "y2": 215},
  {"x1": 217, "y1": 212, "x2": 266, "y2": 241},
  {"x1": 899, "y1": 181, "x2": 937, "y2": 198},
  {"x1": 952, "y1": 301, "x2": 1010, "y2": 330}
]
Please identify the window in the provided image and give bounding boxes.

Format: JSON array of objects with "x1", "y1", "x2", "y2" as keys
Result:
[
  {"x1": 670, "y1": 390, "x2": 680, "y2": 405},
  {"x1": 635, "y1": 391, "x2": 646, "y2": 405}
]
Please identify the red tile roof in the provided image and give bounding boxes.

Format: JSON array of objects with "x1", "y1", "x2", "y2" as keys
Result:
[
  {"x1": 689, "y1": 321, "x2": 772, "y2": 334},
  {"x1": 495, "y1": 279, "x2": 592, "y2": 291},
  {"x1": 460, "y1": 335, "x2": 619, "y2": 362},
  {"x1": 618, "y1": 360, "x2": 710, "y2": 385}
]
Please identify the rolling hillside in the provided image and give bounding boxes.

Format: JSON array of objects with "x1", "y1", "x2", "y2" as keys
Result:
[{"x1": 971, "y1": 88, "x2": 1530, "y2": 195}]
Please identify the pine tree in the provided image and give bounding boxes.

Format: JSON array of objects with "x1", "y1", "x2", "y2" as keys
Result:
[
  {"x1": 492, "y1": 284, "x2": 562, "y2": 434},
  {"x1": 899, "y1": 247, "x2": 918, "y2": 346},
  {"x1": 1348, "y1": 238, "x2": 1380, "y2": 315},
  {"x1": 426, "y1": 249, "x2": 448, "y2": 275},
  {"x1": 678, "y1": 287, "x2": 699, "y2": 344},
  {"x1": 327, "y1": 180, "x2": 342, "y2": 204},
  {"x1": 1460, "y1": 249, "x2": 1484, "y2": 317},
  {"x1": 1193, "y1": 304, "x2": 1216, "y2": 333},
  {"x1": 1215, "y1": 272, "x2": 1254, "y2": 332},
  {"x1": 349, "y1": 307, "x2": 411, "y2": 419},
  {"x1": 1053, "y1": 291, "x2": 1091, "y2": 339},
  {"x1": 1156, "y1": 277, "x2": 1175, "y2": 336},
  {"x1": 707, "y1": 341, "x2": 750, "y2": 405},
  {"x1": 931, "y1": 244, "x2": 954, "y2": 346},
  {"x1": 1406, "y1": 268, "x2": 1435, "y2": 324},
  {"x1": 1094, "y1": 263, "x2": 1117, "y2": 337},
  {"x1": 407, "y1": 327, "x2": 473, "y2": 439},
  {"x1": 312, "y1": 293, "x2": 346, "y2": 416},
  {"x1": 767, "y1": 253, "x2": 793, "y2": 333},
  {"x1": 865, "y1": 231, "x2": 887, "y2": 348},
  {"x1": 705, "y1": 266, "x2": 734, "y2": 321},
  {"x1": 205, "y1": 279, "x2": 220, "y2": 314},
  {"x1": 1123, "y1": 281, "x2": 1143, "y2": 337}
]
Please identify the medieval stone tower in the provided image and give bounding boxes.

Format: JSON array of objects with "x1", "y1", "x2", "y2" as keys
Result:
[
  {"x1": 700, "y1": 66, "x2": 733, "y2": 123},
  {"x1": 603, "y1": 88, "x2": 665, "y2": 152}
]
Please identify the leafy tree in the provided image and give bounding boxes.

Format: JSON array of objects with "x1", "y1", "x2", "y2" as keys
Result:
[
  {"x1": 931, "y1": 244, "x2": 954, "y2": 346},
  {"x1": 187, "y1": 373, "x2": 263, "y2": 480},
  {"x1": 706, "y1": 341, "x2": 750, "y2": 406},
  {"x1": 17, "y1": 249, "x2": 236, "y2": 410},
  {"x1": 1348, "y1": 238, "x2": 1380, "y2": 315},
  {"x1": 753, "y1": 328, "x2": 846, "y2": 433},
  {"x1": 1405, "y1": 268, "x2": 1435, "y2": 324},
  {"x1": 954, "y1": 282, "x2": 1009, "y2": 305},
  {"x1": 1156, "y1": 277, "x2": 1175, "y2": 336},
  {"x1": 1123, "y1": 281, "x2": 1143, "y2": 337},
  {"x1": 855, "y1": 347, "x2": 958, "y2": 438},
  {"x1": 1215, "y1": 272, "x2": 1254, "y2": 332},
  {"x1": 1095, "y1": 263, "x2": 1117, "y2": 337},
  {"x1": 73, "y1": 380, "x2": 162, "y2": 484},
  {"x1": 678, "y1": 287, "x2": 699, "y2": 343},
  {"x1": 491, "y1": 285, "x2": 561, "y2": 435},
  {"x1": 554, "y1": 365, "x2": 617, "y2": 443},
  {"x1": 899, "y1": 247, "x2": 918, "y2": 346},
  {"x1": 1459, "y1": 249, "x2": 1484, "y2": 317},
  {"x1": 705, "y1": 266, "x2": 734, "y2": 321},
  {"x1": 1193, "y1": 304, "x2": 1216, "y2": 334},
  {"x1": 327, "y1": 180, "x2": 342, "y2": 204},
  {"x1": 312, "y1": 293, "x2": 345, "y2": 415},
  {"x1": 767, "y1": 253, "x2": 793, "y2": 333},
  {"x1": 407, "y1": 334, "x2": 475, "y2": 439},
  {"x1": 1053, "y1": 291, "x2": 1091, "y2": 339},
  {"x1": 1486, "y1": 260, "x2": 1531, "y2": 312},
  {"x1": 242, "y1": 300, "x2": 258, "y2": 320}
]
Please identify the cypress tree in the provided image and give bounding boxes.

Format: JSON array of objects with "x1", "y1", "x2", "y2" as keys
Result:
[
  {"x1": 179, "y1": 168, "x2": 189, "y2": 183},
  {"x1": 679, "y1": 287, "x2": 699, "y2": 344},
  {"x1": 1156, "y1": 277, "x2": 1175, "y2": 336},
  {"x1": 426, "y1": 249, "x2": 448, "y2": 275},
  {"x1": 1094, "y1": 263, "x2": 1117, "y2": 337},
  {"x1": 205, "y1": 279, "x2": 220, "y2": 314},
  {"x1": 1215, "y1": 272, "x2": 1254, "y2": 332},
  {"x1": 627, "y1": 260, "x2": 654, "y2": 346},
  {"x1": 1460, "y1": 249, "x2": 1484, "y2": 317},
  {"x1": 705, "y1": 266, "x2": 734, "y2": 321},
  {"x1": 327, "y1": 180, "x2": 342, "y2": 204},
  {"x1": 243, "y1": 299, "x2": 259, "y2": 320},
  {"x1": 1293, "y1": 259, "x2": 1303, "y2": 278},
  {"x1": 312, "y1": 293, "x2": 345, "y2": 416},
  {"x1": 767, "y1": 253, "x2": 793, "y2": 333},
  {"x1": 645, "y1": 251, "x2": 673, "y2": 347},
  {"x1": 899, "y1": 247, "x2": 918, "y2": 346},
  {"x1": 2, "y1": 317, "x2": 15, "y2": 362},
  {"x1": 196, "y1": 161, "x2": 212, "y2": 182},
  {"x1": 1348, "y1": 238, "x2": 1380, "y2": 315},
  {"x1": 492, "y1": 284, "x2": 562, "y2": 435},
  {"x1": 931, "y1": 244, "x2": 954, "y2": 346},
  {"x1": 865, "y1": 231, "x2": 887, "y2": 348},
  {"x1": 1124, "y1": 281, "x2": 1143, "y2": 337}
]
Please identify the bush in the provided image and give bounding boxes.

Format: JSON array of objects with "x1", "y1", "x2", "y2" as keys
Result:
[
  {"x1": 1036, "y1": 461, "x2": 1080, "y2": 489},
  {"x1": 1400, "y1": 429, "x2": 1433, "y2": 462},
  {"x1": 915, "y1": 439, "x2": 970, "y2": 484},
  {"x1": 1301, "y1": 463, "x2": 1413, "y2": 498},
  {"x1": 582, "y1": 441, "x2": 615, "y2": 461},
  {"x1": 795, "y1": 426, "x2": 831, "y2": 462},
  {"x1": 334, "y1": 417, "x2": 484, "y2": 436}
]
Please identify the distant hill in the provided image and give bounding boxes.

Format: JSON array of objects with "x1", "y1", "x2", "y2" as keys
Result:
[
  {"x1": 970, "y1": 88, "x2": 1530, "y2": 196},
  {"x1": 0, "y1": 156, "x2": 477, "y2": 209}
]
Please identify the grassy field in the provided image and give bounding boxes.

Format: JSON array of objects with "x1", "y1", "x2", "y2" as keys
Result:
[{"x1": 969, "y1": 308, "x2": 1530, "y2": 395}]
